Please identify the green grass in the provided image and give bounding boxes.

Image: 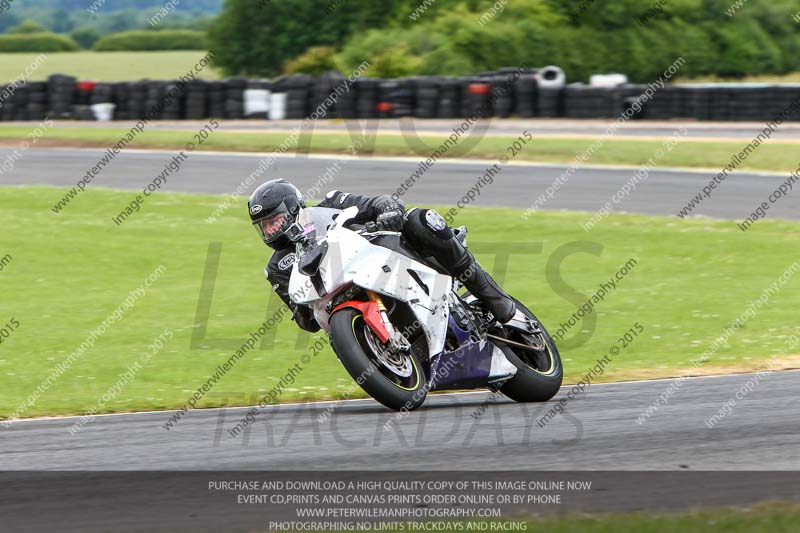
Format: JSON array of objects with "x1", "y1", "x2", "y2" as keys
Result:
[
  {"x1": 2, "y1": 124, "x2": 800, "y2": 173},
  {"x1": 679, "y1": 71, "x2": 800, "y2": 84},
  {"x1": 366, "y1": 502, "x2": 800, "y2": 532},
  {"x1": 1, "y1": 186, "x2": 798, "y2": 419},
  {"x1": 534, "y1": 502, "x2": 800, "y2": 532},
  {"x1": 0, "y1": 51, "x2": 221, "y2": 81}
]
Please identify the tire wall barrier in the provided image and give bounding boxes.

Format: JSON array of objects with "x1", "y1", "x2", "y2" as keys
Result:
[{"x1": 1, "y1": 70, "x2": 799, "y2": 122}]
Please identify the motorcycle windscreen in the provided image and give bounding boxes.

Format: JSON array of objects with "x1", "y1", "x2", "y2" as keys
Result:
[{"x1": 295, "y1": 206, "x2": 343, "y2": 243}]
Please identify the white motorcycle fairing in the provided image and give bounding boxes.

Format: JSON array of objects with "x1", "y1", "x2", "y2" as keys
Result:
[{"x1": 288, "y1": 207, "x2": 453, "y2": 358}]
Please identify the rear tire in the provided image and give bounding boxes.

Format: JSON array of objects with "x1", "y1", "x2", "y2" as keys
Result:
[
  {"x1": 498, "y1": 299, "x2": 563, "y2": 402},
  {"x1": 329, "y1": 308, "x2": 428, "y2": 411}
]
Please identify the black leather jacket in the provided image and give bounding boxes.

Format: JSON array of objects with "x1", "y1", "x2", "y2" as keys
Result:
[{"x1": 264, "y1": 190, "x2": 403, "y2": 332}]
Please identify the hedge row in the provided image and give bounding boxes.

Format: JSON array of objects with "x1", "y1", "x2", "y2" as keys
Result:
[
  {"x1": 0, "y1": 30, "x2": 205, "y2": 52},
  {"x1": 0, "y1": 33, "x2": 80, "y2": 52}
]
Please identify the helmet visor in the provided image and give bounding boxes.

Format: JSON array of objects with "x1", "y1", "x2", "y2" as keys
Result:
[{"x1": 253, "y1": 205, "x2": 292, "y2": 244}]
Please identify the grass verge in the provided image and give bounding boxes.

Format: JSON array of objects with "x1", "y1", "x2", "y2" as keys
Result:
[
  {"x1": 1, "y1": 124, "x2": 799, "y2": 173},
  {"x1": 388, "y1": 501, "x2": 800, "y2": 532},
  {"x1": 1, "y1": 187, "x2": 798, "y2": 419},
  {"x1": 679, "y1": 71, "x2": 800, "y2": 83}
]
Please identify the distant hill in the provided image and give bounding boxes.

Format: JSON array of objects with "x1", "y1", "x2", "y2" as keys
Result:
[
  {"x1": 14, "y1": 0, "x2": 222, "y2": 14},
  {"x1": 0, "y1": 0, "x2": 223, "y2": 35}
]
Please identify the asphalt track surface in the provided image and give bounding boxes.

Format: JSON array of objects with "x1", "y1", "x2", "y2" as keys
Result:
[
  {"x1": 2, "y1": 146, "x2": 798, "y2": 220},
  {"x1": 2, "y1": 372, "x2": 799, "y2": 531},
  {"x1": 3, "y1": 371, "x2": 799, "y2": 471}
]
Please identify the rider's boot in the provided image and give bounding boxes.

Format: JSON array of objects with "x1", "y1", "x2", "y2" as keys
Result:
[{"x1": 452, "y1": 250, "x2": 516, "y2": 323}]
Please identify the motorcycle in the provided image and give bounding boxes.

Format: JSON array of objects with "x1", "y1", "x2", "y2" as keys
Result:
[{"x1": 285, "y1": 205, "x2": 563, "y2": 411}]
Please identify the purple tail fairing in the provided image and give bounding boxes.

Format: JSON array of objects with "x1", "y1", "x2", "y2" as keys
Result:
[{"x1": 428, "y1": 315, "x2": 494, "y2": 390}]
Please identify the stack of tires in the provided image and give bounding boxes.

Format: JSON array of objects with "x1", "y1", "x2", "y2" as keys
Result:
[
  {"x1": 647, "y1": 85, "x2": 684, "y2": 119},
  {"x1": 144, "y1": 81, "x2": 166, "y2": 119},
  {"x1": 90, "y1": 83, "x2": 113, "y2": 106},
  {"x1": 717, "y1": 86, "x2": 766, "y2": 121},
  {"x1": 26, "y1": 81, "x2": 48, "y2": 121},
  {"x1": 111, "y1": 82, "x2": 131, "y2": 120},
  {"x1": 462, "y1": 78, "x2": 492, "y2": 118},
  {"x1": 27, "y1": 66, "x2": 800, "y2": 123},
  {"x1": 436, "y1": 78, "x2": 459, "y2": 119},
  {"x1": 127, "y1": 81, "x2": 148, "y2": 120},
  {"x1": 514, "y1": 73, "x2": 537, "y2": 118},
  {"x1": 0, "y1": 85, "x2": 15, "y2": 121},
  {"x1": 535, "y1": 88, "x2": 563, "y2": 117},
  {"x1": 768, "y1": 85, "x2": 800, "y2": 121},
  {"x1": 376, "y1": 80, "x2": 397, "y2": 118},
  {"x1": 389, "y1": 78, "x2": 415, "y2": 117},
  {"x1": 491, "y1": 74, "x2": 515, "y2": 118},
  {"x1": 286, "y1": 74, "x2": 312, "y2": 119},
  {"x1": 415, "y1": 77, "x2": 439, "y2": 119},
  {"x1": 312, "y1": 71, "x2": 344, "y2": 118},
  {"x1": 159, "y1": 83, "x2": 181, "y2": 120},
  {"x1": 335, "y1": 81, "x2": 358, "y2": 119},
  {"x1": 86, "y1": 82, "x2": 114, "y2": 121},
  {"x1": 269, "y1": 77, "x2": 288, "y2": 120},
  {"x1": 682, "y1": 85, "x2": 712, "y2": 120},
  {"x1": 614, "y1": 85, "x2": 648, "y2": 119},
  {"x1": 16, "y1": 85, "x2": 33, "y2": 120},
  {"x1": 705, "y1": 87, "x2": 732, "y2": 121},
  {"x1": 185, "y1": 80, "x2": 208, "y2": 119},
  {"x1": 355, "y1": 77, "x2": 379, "y2": 118},
  {"x1": 224, "y1": 77, "x2": 246, "y2": 119},
  {"x1": 1, "y1": 83, "x2": 28, "y2": 120},
  {"x1": 207, "y1": 81, "x2": 226, "y2": 118},
  {"x1": 534, "y1": 66, "x2": 566, "y2": 118},
  {"x1": 73, "y1": 80, "x2": 96, "y2": 120},
  {"x1": 564, "y1": 86, "x2": 616, "y2": 118}
]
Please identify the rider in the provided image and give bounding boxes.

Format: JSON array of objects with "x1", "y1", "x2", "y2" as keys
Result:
[{"x1": 248, "y1": 179, "x2": 516, "y2": 333}]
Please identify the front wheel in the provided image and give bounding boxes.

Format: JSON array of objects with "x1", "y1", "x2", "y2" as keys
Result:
[
  {"x1": 497, "y1": 298, "x2": 563, "y2": 403},
  {"x1": 329, "y1": 308, "x2": 428, "y2": 411}
]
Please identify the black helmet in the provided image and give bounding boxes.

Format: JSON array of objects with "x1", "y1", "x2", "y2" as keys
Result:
[{"x1": 248, "y1": 179, "x2": 306, "y2": 250}]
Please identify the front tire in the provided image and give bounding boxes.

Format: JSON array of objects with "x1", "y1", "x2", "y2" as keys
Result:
[
  {"x1": 497, "y1": 299, "x2": 563, "y2": 402},
  {"x1": 329, "y1": 308, "x2": 428, "y2": 411}
]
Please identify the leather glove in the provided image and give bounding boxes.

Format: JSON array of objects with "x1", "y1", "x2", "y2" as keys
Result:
[
  {"x1": 376, "y1": 207, "x2": 406, "y2": 231},
  {"x1": 372, "y1": 196, "x2": 406, "y2": 231}
]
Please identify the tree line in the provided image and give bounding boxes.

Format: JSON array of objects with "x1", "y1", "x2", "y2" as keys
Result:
[{"x1": 207, "y1": 0, "x2": 800, "y2": 82}]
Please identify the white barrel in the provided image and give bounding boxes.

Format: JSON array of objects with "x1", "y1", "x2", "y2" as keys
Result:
[
  {"x1": 269, "y1": 92, "x2": 287, "y2": 120},
  {"x1": 590, "y1": 73, "x2": 628, "y2": 87},
  {"x1": 535, "y1": 65, "x2": 566, "y2": 88},
  {"x1": 244, "y1": 89, "x2": 270, "y2": 116},
  {"x1": 91, "y1": 103, "x2": 116, "y2": 122}
]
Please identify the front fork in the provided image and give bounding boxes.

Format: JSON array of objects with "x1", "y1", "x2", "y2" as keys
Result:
[{"x1": 367, "y1": 290, "x2": 411, "y2": 353}]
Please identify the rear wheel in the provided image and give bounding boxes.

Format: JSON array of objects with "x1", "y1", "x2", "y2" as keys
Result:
[
  {"x1": 497, "y1": 299, "x2": 563, "y2": 402},
  {"x1": 329, "y1": 308, "x2": 428, "y2": 411}
]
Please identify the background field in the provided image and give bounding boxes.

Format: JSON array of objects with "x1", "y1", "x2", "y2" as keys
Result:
[
  {"x1": 1, "y1": 186, "x2": 798, "y2": 419},
  {"x1": 0, "y1": 51, "x2": 222, "y2": 82},
  {"x1": 3, "y1": 49, "x2": 800, "y2": 85},
  {"x1": 432, "y1": 502, "x2": 800, "y2": 533}
]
